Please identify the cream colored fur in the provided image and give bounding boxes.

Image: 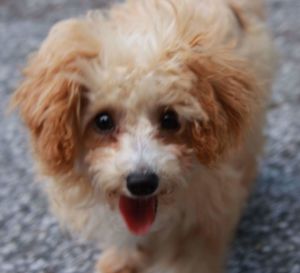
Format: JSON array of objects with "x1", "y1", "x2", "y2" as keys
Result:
[{"x1": 13, "y1": 0, "x2": 276, "y2": 272}]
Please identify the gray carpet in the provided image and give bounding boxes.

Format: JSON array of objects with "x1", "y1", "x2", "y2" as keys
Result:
[{"x1": 0, "y1": 0, "x2": 299, "y2": 272}]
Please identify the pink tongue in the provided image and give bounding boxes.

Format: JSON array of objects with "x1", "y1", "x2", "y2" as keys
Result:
[{"x1": 119, "y1": 195, "x2": 157, "y2": 235}]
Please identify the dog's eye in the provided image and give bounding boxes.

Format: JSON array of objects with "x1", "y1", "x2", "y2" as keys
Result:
[
  {"x1": 94, "y1": 112, "x2": 115, "y2": 132},
  {"x1": 160, "y1": 110, "x2": 180, "y2": 131}
]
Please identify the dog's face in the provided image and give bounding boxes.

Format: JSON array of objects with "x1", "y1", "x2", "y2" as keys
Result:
[
  {"x1": 13, "y1": 18, "x2": 255, "y2": 236},
  {"x1": 81, "y1": 63, "x2": 203, "y2": 235}
]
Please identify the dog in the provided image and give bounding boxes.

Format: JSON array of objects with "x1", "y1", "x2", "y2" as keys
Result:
[{"x1": 12, "y1": 0, "x2": 276, "y2": 272}]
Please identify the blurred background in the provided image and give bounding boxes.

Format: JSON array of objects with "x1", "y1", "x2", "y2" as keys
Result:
[{"x1": 0, "y1": 0, "x2": 299, "y2": 272}]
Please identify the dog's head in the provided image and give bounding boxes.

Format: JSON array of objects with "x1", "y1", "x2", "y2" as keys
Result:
[{"x1": 13, "y1": 13, "x2": 256, "y2": 236}]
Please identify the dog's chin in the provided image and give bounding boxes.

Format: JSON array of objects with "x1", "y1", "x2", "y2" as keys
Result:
[{"x1": 118, "y1": 195, "x2": 158, "y2": 236}]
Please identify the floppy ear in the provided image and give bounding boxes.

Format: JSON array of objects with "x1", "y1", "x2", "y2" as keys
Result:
[
  {"x1": 186, "y1": 52, "x2": 258, "y2": 165},
  {"x1": 12, "y1": 19, "x2": 100, "y2": 174}
]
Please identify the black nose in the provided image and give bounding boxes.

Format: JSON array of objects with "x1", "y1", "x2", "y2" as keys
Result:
[{"x1": 126, "y1": 172, "x2": 159, "y2": 197}]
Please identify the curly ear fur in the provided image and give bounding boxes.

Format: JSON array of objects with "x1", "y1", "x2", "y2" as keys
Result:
[
  {"x1": 12, "y1": 19, "x2": 100, "y2": 174},
  {"x1": 187, "y1": 52, "x2": 258, "y2": 165}
]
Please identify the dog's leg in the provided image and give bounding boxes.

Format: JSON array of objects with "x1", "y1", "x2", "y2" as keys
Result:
[{"x1": 96, "y1": 246, "x2": 147, "y2": 273}]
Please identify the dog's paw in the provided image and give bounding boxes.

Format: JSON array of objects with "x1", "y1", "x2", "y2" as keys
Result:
[{"x1": 96, "y1": 247, "x2": 145, "y2": 273}]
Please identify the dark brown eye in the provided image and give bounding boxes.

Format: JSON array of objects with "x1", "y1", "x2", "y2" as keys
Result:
[
  {"x1": 160, "y1": 110, "x2": 180, "y2": 131},
  {"x1": 94, "y1": 112, "x2": 115, "y2": 132}
]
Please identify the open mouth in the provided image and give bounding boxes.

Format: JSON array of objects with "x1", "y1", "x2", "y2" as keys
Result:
[{"x1": 119, "y1": 195, "x2": 158, "y2": 235}]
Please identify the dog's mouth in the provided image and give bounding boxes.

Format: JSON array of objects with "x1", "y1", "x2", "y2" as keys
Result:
[{"x1": 119, "y1": 195, "x2": 157, "y2": 236}]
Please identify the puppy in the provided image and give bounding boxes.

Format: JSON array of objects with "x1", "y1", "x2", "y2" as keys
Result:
[{"x1": 13, "y1": 0, "x2": 276, "y2": 272}]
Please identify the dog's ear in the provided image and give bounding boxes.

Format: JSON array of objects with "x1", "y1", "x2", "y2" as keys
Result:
[
  {"x1": 186, "y1": 52, "x2": 258, "y2": 165},
  {"x1": 12, "y1": 19, "x2": 100, "y2": 174}
]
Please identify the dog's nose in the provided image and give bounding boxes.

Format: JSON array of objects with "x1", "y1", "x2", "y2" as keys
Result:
[{"x1": 126, "y1": 172, "x2": 159, "y2": 197}]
